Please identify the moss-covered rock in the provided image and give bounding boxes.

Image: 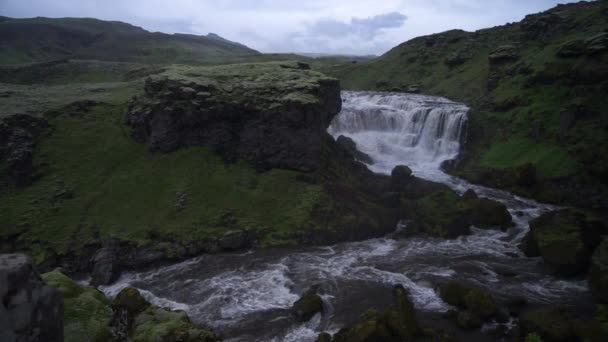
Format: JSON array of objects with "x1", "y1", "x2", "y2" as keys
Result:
[
  {"x1": 42, "y1": 270, "x2": 115, "y2": 342},
  {"x1": 520, "y1": 307, "x2": 575, "y2": 341},
  {"x1": 404, "y1": 189, "x2": 512, "y2": 238},
  {"x1": 590, "y1": 239, "x2": 608, "y2": 303},
  {"x1": 333, "y1": 285, "x2": 419, "y2": 342},
  {"x1": 131, "y1": 307, "x2": 219, "y2": 342},
  {"x1": 292, "y1": 286, "x2": 324, "y2": 322},
  {"x1": 112, "y1": 287, "x2": 150, "y2": 316},
  {"x1": 520, "y1": 209, "x2": 607, "y2": 276},
  {"x1": 438, "y1": 281, "x2": 497, "y2": 329}
]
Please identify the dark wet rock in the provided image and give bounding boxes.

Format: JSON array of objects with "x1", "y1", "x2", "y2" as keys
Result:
[
  {"x1": 391, "y1": 165, "x2": 413, "y2": 189},
  {"x1": 218, "y1": 230, "x2": 251, "y2": 250},
  {"x1": 405, "y1": 189, "x2": 512, "y2": 238},
  {"x1": 112, "y1": 287, "x2": 150, "y2": 317},
  {"x1": 488, "y1": 45, "x2": 518, "y2": 65},
  {"x1": 336, "y1": 135, "x2": 374, "y2": 164},
  {"x1": 0, "y1": 114, "x2": 49, "y2": 187},
  {"x1": 505, "y1": 296, "x2": 528, "y2": 316},
  {"x1": 438, "y1": 281, "x2": 498, "y2": 328},
  {"x1": 292, "y1": 286, "x2": 323, "y2": 322},
  {"x1": 462, "y1": 189, "x2": 478, "y2": 201},
  {"x1": 493, "y1": 265, "x2": 519, "y2": 277},
  {"x1": 90, "y1": 238, "x2": 122, "y2": 287},
  {"x1": 127, "y1": 63, "x2": 341, "y2": 173},
  {"x1": 519, "y1": 209, "x2": 607, "y2": 276},
  {"x1": 0, "y1": 254, "x2": 63, "y2": 342},
  {"x1": 333, "y1": 285, "x2": 419, "y2": 342},
  {"x1": 557, "y1": 39, "x2": 586, "y2": 57},
  {"x1": 316, "y1": 332, "x2": 332, "y2": 342},
  {"x1": 516, "y1": 163, "x2": 537, "y2": 187},
  {"x1": 456, "y1": 311, "x2": 482, "y2": 329},
  {"x1": 589, "y1": 239, "x2": 608, "y2": 303},
  {"x1": 465, "y1": 196, "x2": 513, "y2": 230},
  {"x1": 519, "y1": 307, "x2": 576, "y2": 341}
]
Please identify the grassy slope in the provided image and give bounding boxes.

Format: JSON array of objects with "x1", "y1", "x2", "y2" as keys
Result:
[
  {"x1": 0, "y1": 63, "x2": 336, "y2": 263},
  {"x1": 0, "y1": 17, "x2": 259, "y2": 65},
  {"x1": 324, "y1": 1, "x2": 608, "y2": 207}
]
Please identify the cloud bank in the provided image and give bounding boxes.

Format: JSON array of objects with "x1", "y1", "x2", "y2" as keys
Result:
[{"x1": 0, "y1": 0, "x2": 581, "y2": 55}]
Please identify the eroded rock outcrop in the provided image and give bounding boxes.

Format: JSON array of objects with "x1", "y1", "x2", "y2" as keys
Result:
[
  {"x1": 0, "y1": 254, "x2": 63, "y2": 342},
  {"x1": 126, "y1": 62, "x2": 341, "y2": 172},
  {"x1": 0, "y1": 114, "x2": 48, "y2": 187}
]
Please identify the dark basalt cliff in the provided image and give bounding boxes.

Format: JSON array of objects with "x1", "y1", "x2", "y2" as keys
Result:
[{"x1": 126, "y1": 62, "x2": 341, "y2": 172}]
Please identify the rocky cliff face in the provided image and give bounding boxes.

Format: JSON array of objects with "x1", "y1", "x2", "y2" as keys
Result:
[
  {"x1": 127, "y1": 61, "x2": 341, "y2": 172},
  {"x1": 0, "y1": 254, "x2": 63, "y2": 342}
]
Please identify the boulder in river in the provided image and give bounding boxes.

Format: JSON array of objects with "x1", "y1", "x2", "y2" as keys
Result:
[
  {"x1": 438, "y1": 280, "x2": 498, "y2": 329},
  {"x1": 292, "y1": 286, "x2": 324, "y2": 322},
  {"x1": 336, "y1": 135, "x2": 374, "y2": 164},
  {"x1": 391, "y1": 165, "x2": 413, "y2": 189},
  {"x1": 333, "y1": 285, "x2": 419, "y2": 342},
  {"x1": 90, "y1": 238, "x2": 122, "y2": 286},
  {"x1": 519, "y1": 209, "x2": 607, "y2": 276}
]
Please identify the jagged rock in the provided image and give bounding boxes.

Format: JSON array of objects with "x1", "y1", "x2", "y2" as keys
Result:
[
  {"x1": 0, "y1": 114, "x2": 48, "y2": 187},
  {"x1": 127, "y1": 63, "x2": 341, "y2": 172},
  {"x1": 519, "y1": 209, "x2": 607, "y2": 276},
  {"x1": 391, "y1": 165, "x2": 413, "y2": 189},
  {"x1": 585, "y1": 32, "x2": 608, "y2": 54},
  {"x1": 445, "y1": 51, "x2": 472, "y2": 66},
  {"x1": 589, "y1": 239, "x2": 608, "y2": 303},
  {"x1": 557, "y1": 39, "x2": 586, "y2": 57},
  {"x1": 90, "y1": 238, "x2": 122, "y2": 287},
  {"x1": 292, "y1": 286, "x2": 323, "y2": 322},
  {"x1": 521, "y1": 11, "x2": 567, "y2": 40},
  {"x1": 0, "y1": 254, "x2": 63, "y2": 342},
  {"x1": 333, "y1": 285, "x2": 419, "y2": 342},
  {"x1": 488, "y1": 45, "x2": 519, "y2": 64},
  {"x1": 336, "y1": 135, "x2": 374, "y2": 164},
  {"x1": 42, "y1": 270, "x2": 113, "y2": 342}
]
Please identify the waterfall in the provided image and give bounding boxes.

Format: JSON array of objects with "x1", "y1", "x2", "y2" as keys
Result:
[{"x1": 328, "y1": 91, "x2": 469, "y2": 175}]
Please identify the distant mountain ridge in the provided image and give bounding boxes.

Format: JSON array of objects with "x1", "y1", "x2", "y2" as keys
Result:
[{"x1": 0, "y1": 16, "x2": 259, "y2": 65}]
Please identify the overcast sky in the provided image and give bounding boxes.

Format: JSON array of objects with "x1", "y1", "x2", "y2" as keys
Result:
[{"x1": 1, "y1": 0, "x2": 583, "y2": 55}]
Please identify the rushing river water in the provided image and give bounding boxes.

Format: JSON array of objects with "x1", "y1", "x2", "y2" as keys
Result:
[{"x1": 100, "y1": 91, "x2": 590, "y2": 341}]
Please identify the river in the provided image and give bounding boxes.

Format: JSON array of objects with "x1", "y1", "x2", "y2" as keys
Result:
[{"x1": 100, "y1": 91, "x2": 590, "y2": 341}]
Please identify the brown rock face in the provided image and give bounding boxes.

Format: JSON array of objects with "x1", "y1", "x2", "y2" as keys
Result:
[
  {"x1": 126, "y1": 62, "x2": 342, "y2": 172},
  {"x1": 0, "y1": 254, "x2": 63, "y2": 342}
]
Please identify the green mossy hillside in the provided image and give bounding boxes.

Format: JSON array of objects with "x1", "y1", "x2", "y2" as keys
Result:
[
  {"x1": 0, "y1": 100, "x2": 323, "y2": 261},
  {"x1": 324, "y1": 1, "x2": 608, "y2": 208}
]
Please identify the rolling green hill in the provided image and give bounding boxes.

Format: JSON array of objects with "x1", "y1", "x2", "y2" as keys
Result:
[
  {"x1": 325, "y1": 0, "x2": 608, "y2": 209},
  {"x1": 0, "y1": 16, "x2": 259, "y2": 65}
]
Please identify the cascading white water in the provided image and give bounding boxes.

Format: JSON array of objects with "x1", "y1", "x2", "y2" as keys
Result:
[
  {"x1": 99, "y1": 91, "x2": 590, "y2": 342},
  {"x1": 329, "y1": 91, "x2": 468, "y2": 174}
]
